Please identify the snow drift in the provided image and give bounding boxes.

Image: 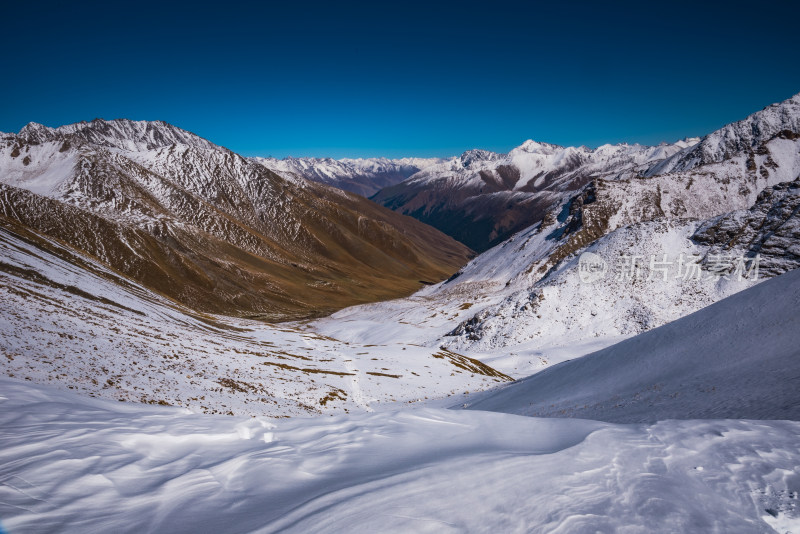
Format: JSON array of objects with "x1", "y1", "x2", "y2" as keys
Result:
[{"x1": 1, "y1": 377, "x2": 799, "y2": 533}]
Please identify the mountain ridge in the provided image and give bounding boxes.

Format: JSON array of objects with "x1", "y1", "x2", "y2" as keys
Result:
[
  {"x1": 371, "y1": 135, "x2": 701, "y2": 251},
  {"x1": 0, "y1": 118, "x2": 472, "y2": 319},
  {"x1": 646, "y1": 92, "x2": 800, "y2": 175},
  {"x1": 15, "y1": 118, "x2": 222, "y2": 152},
  {"x1": 253, "y1": 155, "x2": 443, "y2": 197},
  {"x1": 369, "y1": 92, "x2": 800, "y2": 252}
]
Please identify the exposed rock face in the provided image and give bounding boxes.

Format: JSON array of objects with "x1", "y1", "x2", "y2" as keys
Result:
[
  {"x1": 693, "y1": 177, "x2": 800, "y2": 277},
  {"x1": 0, "y1": 119, "x2": 472, "y2": 320},
  {"x1": 443, "y1": 174, "x2": 800, "y2": 353}
]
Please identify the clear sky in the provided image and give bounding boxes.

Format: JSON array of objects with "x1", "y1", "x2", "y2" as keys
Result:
[{"x1": 2, "y1": 0, "x2": 799, "y2": 158}]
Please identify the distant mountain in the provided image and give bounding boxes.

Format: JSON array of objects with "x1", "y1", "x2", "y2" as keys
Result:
[
  {"x1": 253, "y1": 156, "x2": 442, "y2": 197},
  {"x1": 371, "y1": 93, "x2": 800, "y2": 253},
  {"x1": 371, "y1": 139, "x2": 698, "y2": 251},
  {"x1": 0, "y1": 119, "x2": 471, "y2": 320}
]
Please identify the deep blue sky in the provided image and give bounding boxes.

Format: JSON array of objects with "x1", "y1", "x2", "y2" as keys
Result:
[{"x1": 2, "y1": 0, "x2": 799, "y2": 158}]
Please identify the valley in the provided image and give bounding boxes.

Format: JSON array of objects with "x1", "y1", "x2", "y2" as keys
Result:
[{"x1": 2, "y1": 92, "x2": 800, "y2": 533}]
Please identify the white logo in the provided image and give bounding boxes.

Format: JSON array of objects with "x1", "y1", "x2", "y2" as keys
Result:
[{"x1": 578, "y1": 252, "x2": 608, "y2": 283}]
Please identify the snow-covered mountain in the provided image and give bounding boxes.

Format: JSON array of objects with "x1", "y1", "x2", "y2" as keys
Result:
[
  {"x1": 313, "y1": 93, "x2": 800, "y2": 377},
  {"x1": 0, "y1": 119, "x2": 471, "y2": 319},
  {"x1": 253, "y1": 155, "x2": 442, "y2": 197},
  {"x1": 371, "y1": 137, "x2": 699, "y2": 251},
  {"x1": 372, "y1": 93, "x2": 800, "y2": 254},
  {"x1": 646, "y1": 92, "x2": 800, "y2": 175},
  {"x1": 2, "y1": 99, "x2": 800, "y2": 533},
  {"x1": 10, "y1": 115, "x2": 796, "y2": 417},
  {"x1": 435, "y1": 175, "x2": 800, "y2": 364},
  {"x1": 3, "y1": 373, "x2": 799, "y2": 532}
]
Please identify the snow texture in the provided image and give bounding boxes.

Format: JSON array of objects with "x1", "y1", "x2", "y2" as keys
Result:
[{"x1": 1, "y1": 377, "x2": 799, "y2": 533}]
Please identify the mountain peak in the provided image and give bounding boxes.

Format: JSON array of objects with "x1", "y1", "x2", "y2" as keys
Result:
[
  {"x1": 459, "y1": 149, "x2": 501, "y2": 168},
  {"x1": 18, "y1": 122, "x2": 56, "y2": 142},
  {"x1": 59, "y1": 118, "x2": 221, "y2": 152},
  {"x1": 646, "y1": 91, "x2": 800, "y2": 176},
  {"x1": 15, "y1": 118, "x2": 221, "y2": 153},
  {"x1": 513, "y1": 139, "x2": 563, "y2": 154}
]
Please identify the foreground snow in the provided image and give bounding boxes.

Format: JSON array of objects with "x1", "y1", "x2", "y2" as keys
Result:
[{"x1": 1, "y1": 377, "x2": 798, "y2": 533}]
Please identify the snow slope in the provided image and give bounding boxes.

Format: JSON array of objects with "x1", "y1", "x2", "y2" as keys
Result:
[
  {"x1": 0, "y1": 222, "x2": 509, "y2": 417},
  {"x1": 464, "y1": 265, "x2": 800, "y2": 423},
  {"x1": 313, "y1": 219, "x2": 749, "y2": 377},
  {"x1": 1, "y1": 377, "x2": 799, "y2": 533}
]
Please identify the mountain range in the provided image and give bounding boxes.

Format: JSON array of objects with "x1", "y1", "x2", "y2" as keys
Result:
[
  {"x1": 253, "y1": 156, "x2": 442, "y2": 197},
  {"x1": 3, "y1": 91, "x2": 800, "y2": 403},
  {"x1": 371, "y1": 139, "x2": 699, "y2": 251},
  {"x1": 2, "y1": 92, "x2": 800, "y2": 532},
  {"x1": 261, "y1": 94, "x2": 800, "y2": 256},
  {"x1": 0, "y1": 119, "x2": 470, "y2": 320}
]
